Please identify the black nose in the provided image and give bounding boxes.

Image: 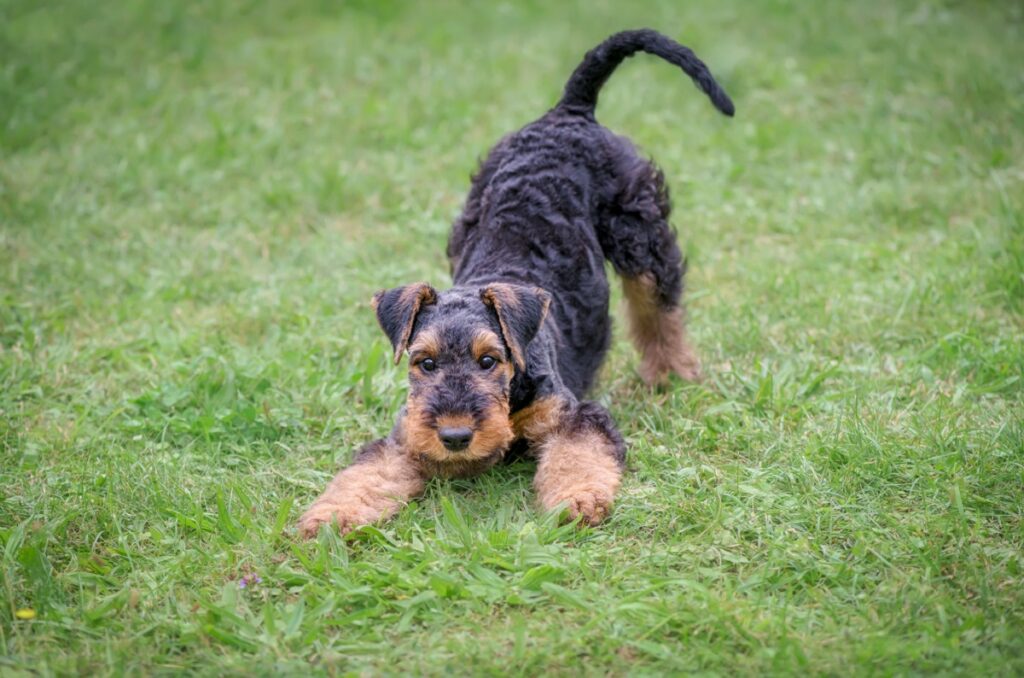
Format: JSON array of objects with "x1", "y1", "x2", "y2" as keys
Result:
[{"x1": 438, "y1": 426, "x2": 473, "y2": 452}]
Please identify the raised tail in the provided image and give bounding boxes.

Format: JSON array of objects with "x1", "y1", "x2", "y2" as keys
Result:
[{"x1": 558, "y1": 29, "x2": 734, "y2": 117}]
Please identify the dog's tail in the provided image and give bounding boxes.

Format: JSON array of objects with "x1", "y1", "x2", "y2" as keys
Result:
[{"x1": 557, "y1": 29, "x2": 734, "y2": 117}]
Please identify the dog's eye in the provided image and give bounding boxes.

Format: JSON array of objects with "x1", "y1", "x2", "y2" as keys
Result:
[
  {"x1": 420, "y1": 358, "x2": 437, "y2": 372},
  {"x1": 478, "y1": 356, "x2": 496, "y2": 370}
]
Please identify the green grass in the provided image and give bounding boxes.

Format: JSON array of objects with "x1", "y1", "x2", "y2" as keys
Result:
[{"x1": 2, "y1": 0, "x2": 1023, "y2": 674}]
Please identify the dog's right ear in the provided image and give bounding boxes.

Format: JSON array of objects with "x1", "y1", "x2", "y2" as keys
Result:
[{"x1": 371, "y1": 282, "x2": 438, "y2": 364}]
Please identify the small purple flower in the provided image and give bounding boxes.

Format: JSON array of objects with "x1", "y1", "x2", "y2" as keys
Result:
[{"x1": 237, "y1": 573, "x2": 262, "y2": 589}]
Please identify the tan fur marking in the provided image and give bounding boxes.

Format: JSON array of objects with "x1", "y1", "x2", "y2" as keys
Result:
[
  {"x1": 495, "y1": 358, "x2": 514, "y2": 385},
  {"x1": 511, "y1": 396, "x2": 568, "y2": 443},
  {"x1": 398, "y1": 281, "x2": 437, "y2": 306},
  {"x1": 419, "y1": 454, "x2": 502, "y2": 479},
  {"x1": 403, "y1": 400, "x2": 514, "y2": 479},
  {"x1": 534, "y1": 430, "x2": 622, "y2": 526},
  {"x1": 435, "y1": 414, "x2": 473, "y2": 429},
  {"x1": 407, "y1": 327, "x2": 442, "y2": 360},
  {"x1": 403, "y1": 404, "x2": 448, "y2": 461},
  {"x1": 622, "y1": 273, "x2": 702, "y2": 384},
  {"x1": 469, "y1": 401, "x2": 514, "y2": 462},
  {"x1": 471, "y1": 330, "x2": 504, "y2": 362},
  {"x1": 298, "y1": 440, "x2": 425, "y2": 538}
]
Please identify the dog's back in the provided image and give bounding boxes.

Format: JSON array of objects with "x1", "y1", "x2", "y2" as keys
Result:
[{"x1": 448, "y1": 29, "x2": 733, "y2": 394}]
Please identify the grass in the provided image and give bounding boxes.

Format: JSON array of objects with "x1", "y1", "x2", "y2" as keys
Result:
[{"x1": 2, "y1": 0, "x2": 1023, "y2": 674}]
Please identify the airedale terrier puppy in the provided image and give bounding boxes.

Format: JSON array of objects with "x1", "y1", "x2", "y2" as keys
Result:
[{"x1": 299, "y1": 29, "x2": 733, "y2": 537}]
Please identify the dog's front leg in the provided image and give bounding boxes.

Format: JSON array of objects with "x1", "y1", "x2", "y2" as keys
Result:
[
  {"x1": 298, "y1": 437, "x2": 426, "y2": 538},
  {"x1": 533, "y1": 402, "x2": 626, "y2": 526}
]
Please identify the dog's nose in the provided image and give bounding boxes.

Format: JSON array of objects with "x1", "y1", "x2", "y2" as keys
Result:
[{"x1": 438, "y1": 427, "x2": 473, "y2": 452}]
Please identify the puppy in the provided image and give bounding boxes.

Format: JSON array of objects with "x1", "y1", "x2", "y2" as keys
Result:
[{"x1": 300, "y1": 29, "x2": 733, "y2": 537}]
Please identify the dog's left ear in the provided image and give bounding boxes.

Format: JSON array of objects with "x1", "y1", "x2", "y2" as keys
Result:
[
  {"x1": 480, "y1": 283, "x2": 551, "y2": 371},
  {"x1": 372, "y1": 282, "x2": 438, "y2": 364}
]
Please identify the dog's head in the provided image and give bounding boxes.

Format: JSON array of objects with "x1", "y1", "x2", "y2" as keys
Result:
[{"x1": 372, "y1": 281, "x2": 550, "y2": 472}]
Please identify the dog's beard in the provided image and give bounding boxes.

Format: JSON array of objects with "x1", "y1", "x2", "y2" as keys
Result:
[{"x1": 403, "y1": 398, "x2": 514, "y2": 478}]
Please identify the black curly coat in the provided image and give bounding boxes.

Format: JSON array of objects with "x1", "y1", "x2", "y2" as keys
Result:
[{"x1": 445, "y1": 28, "x2": 733, "y2": 404}]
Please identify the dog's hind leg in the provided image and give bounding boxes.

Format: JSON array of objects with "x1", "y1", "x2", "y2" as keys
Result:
[
  {"x1": 621, "y1": 271, "x2": 702, "y2": 384},
  {"x1": 599, "y1": 155, "x2": 702, "y2": 384}
]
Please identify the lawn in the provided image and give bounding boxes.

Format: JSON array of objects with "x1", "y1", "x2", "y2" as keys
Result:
[{"x1": 2, "y1": 0, "x2": 1023, "y2": 674}]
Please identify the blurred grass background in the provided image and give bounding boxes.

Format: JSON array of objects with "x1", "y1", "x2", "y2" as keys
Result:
[{"x1": 2, "y1": 0, "x2": 1023, "y2": 674}]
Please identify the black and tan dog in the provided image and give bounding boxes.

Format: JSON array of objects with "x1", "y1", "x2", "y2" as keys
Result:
[{"x1": 299, "y1": 29, "x2": 733, "y2": 537}]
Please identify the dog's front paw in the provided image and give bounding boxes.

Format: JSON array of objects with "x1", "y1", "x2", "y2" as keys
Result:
[
  {"x1": 542, "y1": 485, "x2": 615, "y2": 527},
  {"x1": 564, "y1": 488, "x2": 614, "y2": 526},
  {"x1": 671, "y1": 360, "x2": 703, "y2": 383},
  {"x1": 297, "y1": 502, "x2": 378, "y2": 539}
]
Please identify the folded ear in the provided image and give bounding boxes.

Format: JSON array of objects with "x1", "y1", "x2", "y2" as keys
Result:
[
  {"x1": 479, "y1": 283, "x2": 551, "y2": 371},
  {"x1": 372, "y1": 282, "x2": 438, "y2": 364}
]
